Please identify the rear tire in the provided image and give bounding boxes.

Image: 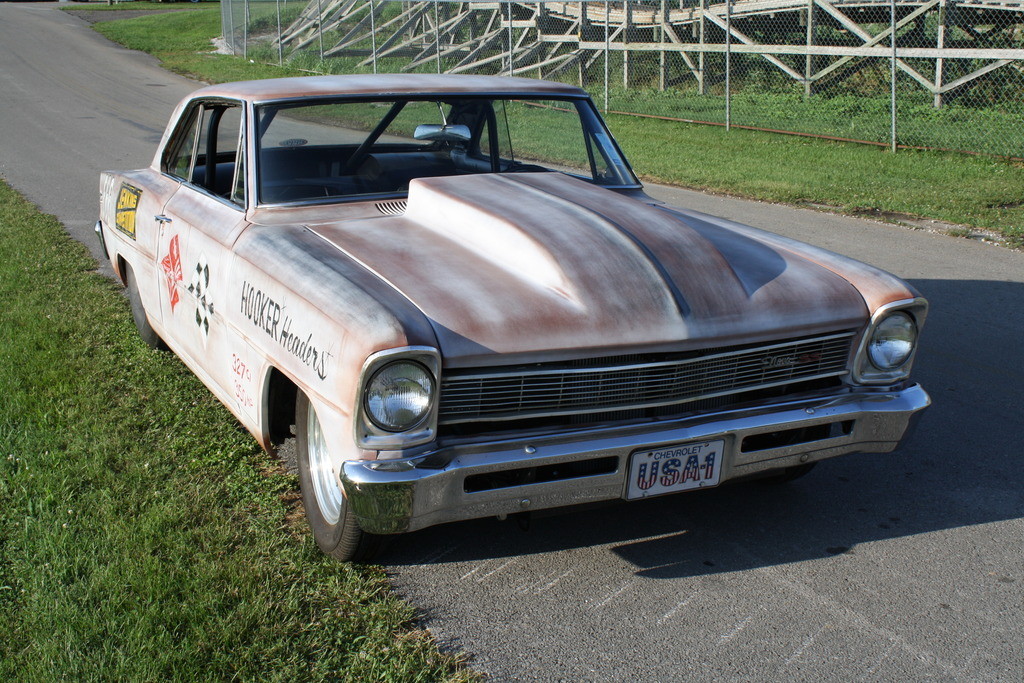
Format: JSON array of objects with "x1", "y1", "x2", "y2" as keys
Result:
[
  {"x1": 295, "y1": 391, "x2": 382, "y2": 562},
  {"x1": 124, "y1": 266, "x2": 166, "y2": 350}
]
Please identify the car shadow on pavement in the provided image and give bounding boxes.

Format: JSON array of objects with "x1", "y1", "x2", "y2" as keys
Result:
[{"x1": 384, "y1": 279, "x2": 1024, "y2": 576}]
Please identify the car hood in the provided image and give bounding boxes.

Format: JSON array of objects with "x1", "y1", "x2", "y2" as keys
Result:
[{"x1": 307, "y1": 173, "x2": 869, "y2": 366}]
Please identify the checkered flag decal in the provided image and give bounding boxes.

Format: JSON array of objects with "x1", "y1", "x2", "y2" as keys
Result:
[{"x1": 187, "y1": 257, "x2": 214, "y2": 344}]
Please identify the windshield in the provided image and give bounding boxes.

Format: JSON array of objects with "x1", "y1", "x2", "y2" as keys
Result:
[{"x1": 255, "y1": 96, "x2": 638, "y2": 205}]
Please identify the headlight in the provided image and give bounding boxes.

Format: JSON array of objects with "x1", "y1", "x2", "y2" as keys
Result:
[
  {"x1": 867, "y1": 312, "x2": 917, "y2": 370},
  {"x1": 364, "y1": 361, "x2": 434, "y2": 432}
]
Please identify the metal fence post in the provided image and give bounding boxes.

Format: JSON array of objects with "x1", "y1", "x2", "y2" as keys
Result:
[
  {"x1": 243, "y1": 0, "x2": 249, "y2": 60},
  {"x1": 934, "y1": 0, "x2": 947, "y2": 108},
  {"x1": 435, "y1": 0, "x2": 442, "y2": 73},
  {"x1": 698, "y1": 0, "x2": 706, "y2": 95},
  {"x1": 605, "y1": 0, "x2": 610, "y2": 113},
  {"x1": 370, "y1": 0, "x2": 378, "y2": 74},
  {"x1": 275, "y1": 0, "x2": 283, "y2": 66},
  {"x1": 659, "y1": 0, "x2": 666, "y2": 92},
  {"x1": 725, "y1": 0, "x2": 732, "y2": 131},
  {"x1": 804, "y1": 0, "x2": 814, "y2": 100},
  {"x1": 623, "y1": 0, "x2": 631, "y2": 88},
  {"x1": 508, "y1": 1, "x2": 514, "y2": 77},
  {"x1": 225, "y1": 0, "x2": 234, "y2": 54},
  {"x1": 316, "y1": 0, "x2": 324, "y2": 62},
  {"x1": 890, "y1": 0, "x2": 897, "y2": 153}
]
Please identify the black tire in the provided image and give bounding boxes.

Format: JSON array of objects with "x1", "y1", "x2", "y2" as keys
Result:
[
  {"x1": 124, "y1": 266, "x2": 167, "y2": 350},
  {"x1": 295, "y1": 391, "x2": 382, "y2": 562}
]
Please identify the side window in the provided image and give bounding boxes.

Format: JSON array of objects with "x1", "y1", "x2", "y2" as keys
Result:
[
  {"x1": 585, "y1": 129, "x2": 615, "y2": 182},
  {"x1": 216, "y1": 106, "x2": 244, "y2": 206},
  {"x1": 505, "y1": 101, "x2": 591, "y2": 177},
  {"x1": 194, "y1": 107, "x2": 214, "y2": 181},
  {"x1": 166, "y1": 107, "x2": 201, "y2": 181},
  {"x1": 163, "y1": 102, "x2": 245, "y2": 207}
]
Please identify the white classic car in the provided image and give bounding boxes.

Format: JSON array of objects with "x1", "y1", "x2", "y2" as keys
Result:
[{"x1": 97, "y1": 74, "x2": 929, "y2": 561}]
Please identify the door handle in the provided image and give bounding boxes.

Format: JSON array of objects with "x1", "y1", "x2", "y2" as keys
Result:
[{"x1": 155, "y1": 215, "x2": 173, "y2": 224}]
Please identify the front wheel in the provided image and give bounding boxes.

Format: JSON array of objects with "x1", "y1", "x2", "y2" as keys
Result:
[{"x1": 295, "y1": 391, "x2": 382, "y2": 562}]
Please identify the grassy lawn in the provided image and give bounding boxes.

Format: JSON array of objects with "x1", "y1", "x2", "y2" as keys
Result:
[
  {"x1": 88, "y1": 7, "x2": 1024, "y2": 247},
  {"x1": 605, "y1": 86, "x2": 1024, "y2": 159},
  {"x1": 613, "y1": 116, "x2": 1024, "y2": 237},
  {"x1": 0, "y1": 181, "x2": 471, "y2": 679}
]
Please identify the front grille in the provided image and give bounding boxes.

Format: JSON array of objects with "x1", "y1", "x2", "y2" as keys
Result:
[{"x1": 439, "y1": 332, "x2": 855, "y2": 425}]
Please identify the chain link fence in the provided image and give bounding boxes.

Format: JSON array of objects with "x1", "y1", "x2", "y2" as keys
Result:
[{"x1": 221, "y1": 0, "x2": 1024, "y2": 158}]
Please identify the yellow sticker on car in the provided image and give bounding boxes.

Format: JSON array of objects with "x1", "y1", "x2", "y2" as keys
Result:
[{"x1": 114, "y1": 183, "x2": 141, "y2": 239}]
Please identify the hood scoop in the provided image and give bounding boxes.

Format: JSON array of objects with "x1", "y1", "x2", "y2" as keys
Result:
[
  {"x1": 307, "y1": 173, "x2": 867, "y2": 364},
  {"x1": 375, "y1": 199, "x2": 407, "y2": 216},
  {"x1": 400, "y1": 176, "x2": 583, "y2": 304}
]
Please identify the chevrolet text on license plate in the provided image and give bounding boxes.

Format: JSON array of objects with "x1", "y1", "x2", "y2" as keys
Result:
[{"x1": 626, "y1": 440, "x2": 724, "y2": 499}]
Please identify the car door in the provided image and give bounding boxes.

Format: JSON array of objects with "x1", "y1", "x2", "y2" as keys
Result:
[{"x1": 156, "y1": 99, "x2": 251, "y2": 412}]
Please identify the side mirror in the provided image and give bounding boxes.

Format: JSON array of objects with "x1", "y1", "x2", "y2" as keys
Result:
[{"x1": 413, "y1": 124, "x2": 471, "y2": 143}]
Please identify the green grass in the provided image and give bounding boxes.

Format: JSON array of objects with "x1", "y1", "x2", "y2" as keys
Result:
[
  {"x1": 604, "y1": 86, "x2": 1024, "y2": 159},
  {"x1": 0, "y1": 181, "x2": 472, "y2": 679},
  {"x1": 612, "y1": 115, "x2": 1024, "y2": 241},
  {"x1": 89, "y1": 8, "x2": 1024, "y2": 246},
  {"x1": 90, "y1": 7, "x2": 302, "y2": 83}
]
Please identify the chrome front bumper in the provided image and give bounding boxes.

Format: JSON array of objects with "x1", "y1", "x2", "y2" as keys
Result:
[
  {"x1": 94, "y1": 220, "x2": 109, "y2": 260},
  {"x1": 341, "y1": 384, "x2": 930, "y2": 534}
]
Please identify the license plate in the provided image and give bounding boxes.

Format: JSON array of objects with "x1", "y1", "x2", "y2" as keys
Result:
[{"x1": 626, "y1": 439, "x2": 724, "y2": 500}]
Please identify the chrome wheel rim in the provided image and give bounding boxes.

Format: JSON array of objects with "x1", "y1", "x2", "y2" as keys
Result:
[{"x1": 307, "y1": 404, "x2": 343, "y2": 525}]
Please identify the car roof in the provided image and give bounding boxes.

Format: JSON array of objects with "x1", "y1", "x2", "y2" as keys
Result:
[{"x1": 188, "y1": 74, "x2": 589, "y2": 103}]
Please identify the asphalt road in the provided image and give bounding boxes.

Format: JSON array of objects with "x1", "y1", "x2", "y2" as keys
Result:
[{"x1": 2, "y1": 5, "x2": 1022, "y2": 680}]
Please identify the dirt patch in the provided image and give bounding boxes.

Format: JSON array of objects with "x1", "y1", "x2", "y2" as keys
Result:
[
  {"x1": 799, "y1": 201, "x2": 1017, "y2": 249},
  {"x1": 847, "y1": 206, "x2": 1011, "y2": 247}
]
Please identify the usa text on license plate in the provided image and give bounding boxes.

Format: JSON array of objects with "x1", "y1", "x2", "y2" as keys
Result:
[{"x1": 626, "y1": 440, "x2": 724, "y2": 499}]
